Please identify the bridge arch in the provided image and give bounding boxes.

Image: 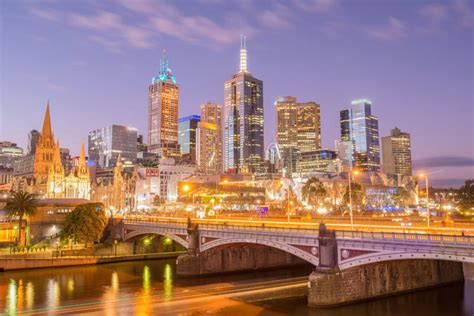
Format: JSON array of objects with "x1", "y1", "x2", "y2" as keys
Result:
[
  {"x1": 200, "y1": 237, "x2": 319, "y2": 266},
  {"x1": 123, "y1": 229, "x2": 188, "y2": 248},
  {"x1": 338, "y1": 250, "x2": 474, "y2": 270}
]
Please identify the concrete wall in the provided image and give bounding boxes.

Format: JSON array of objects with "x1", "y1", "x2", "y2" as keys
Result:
[
  {"x1": 463, "y1": 262, "x2": 474, "y2": 280},
  {"x1": 308, "y1": 259, "x2": 464, "y2": 307},
  {"x1": 177, "y1": 243, "x2": 307, "y2": 276}
]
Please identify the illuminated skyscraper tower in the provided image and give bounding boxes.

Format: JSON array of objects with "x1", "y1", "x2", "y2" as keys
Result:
[
  {"x1": 224, "y1": 36, "x2": 264, "y2": 174},
  {"x1": 148, "y1": 51, "x2": 180, "y2": 159}
]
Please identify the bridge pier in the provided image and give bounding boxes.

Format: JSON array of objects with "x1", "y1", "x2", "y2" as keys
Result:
[{"x1": 308, "y1": 259, "x2": 464, "y2": 307}]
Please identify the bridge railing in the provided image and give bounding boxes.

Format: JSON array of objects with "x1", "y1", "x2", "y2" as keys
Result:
[
  {"x1": 123, "y1": 219, "x2": 187, "y2": 228},
  {"x1": 199, "y1": 223, "x2": 319, "y2": 235},
  {"x1": 336, "y1": 230, "x2": 474, "y2": 246}
]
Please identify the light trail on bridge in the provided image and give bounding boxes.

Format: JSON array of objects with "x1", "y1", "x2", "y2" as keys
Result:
[{"x1": 124, "y1": 215, "x2": 473, "y2": 236}]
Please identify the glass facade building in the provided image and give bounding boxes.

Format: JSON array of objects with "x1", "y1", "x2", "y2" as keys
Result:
[
  {"x1": 88, "y1": 124, "x2": 138, "y2": 168},
  {"x1": 340, "y1": 99, "x2": 380, "y2": 172},
  {"x1": 199, "y1": 102, "x2": 223, "y2": 173},
  {"x1": 224, "y1": 36, "x2": 264, "y2": 174},
  {"x1": 178, "y1": 115, "x2": 200, "y2": 164}
]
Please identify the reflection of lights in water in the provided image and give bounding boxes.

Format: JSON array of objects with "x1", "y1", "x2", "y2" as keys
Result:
[
  {"x1": 47, "y1": 279, "x2": 60, "y2": 307},
  {"x1": 163, "y1": 263, "x2": 173, "y2": 300},
  {"x1": 6, "y1": 279, "x2": 17, "y2": 315},
  {"x1": 67, "y1": 278, "x2": 75, "y2": 296},
  {"x1": 17, "y1": 279, "x2": 24, "y2": 310},
  {"x1": 111, "y1": 272, "x2": 119, "y2": 293},
  {"x1": 142, "y1": 266, "x2": 151, "y2": 293},
  {"x1": 26, "y1": 282, "x2": 34, "y2": 310}
]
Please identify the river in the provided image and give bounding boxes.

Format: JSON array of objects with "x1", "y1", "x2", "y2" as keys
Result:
[{"x1": 0, "y1": 259, "x2": 473, "y2": 315}]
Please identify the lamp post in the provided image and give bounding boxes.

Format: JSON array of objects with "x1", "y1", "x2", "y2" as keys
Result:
[
  {"x1": 348, "y1": 169, "x2": 359, "y2": 231},
  {"x1": 114, "y1": 240, "x2": 118, "y2": 257},
  {"x1": 419, "y1": 173, "x2": 430, "y2": 228}
]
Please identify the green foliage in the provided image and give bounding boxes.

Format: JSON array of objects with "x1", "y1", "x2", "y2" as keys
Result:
[
  {"x1": 343, "y1": 183, "x2": 364, "y2": 206},
  {"x1": 393, "y1": 187, "x2": 410, "y2": 207},
  {"x1": 61, "y1": 203, "x2": 107, "y2": 247},
  {"x1": 301, "y1": 177, "x2": 328, "y2": 206},
  {"x1": 458, "y1": 179, "x2": 474, "y2": 211},
  {"x1": 5, "y1": 191, "x2": 38, "y2": 246}
]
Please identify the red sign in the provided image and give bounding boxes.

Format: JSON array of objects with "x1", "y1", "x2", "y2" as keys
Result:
[{"x1": 145, "y1": 168, "x2": 160, "y2": 177}]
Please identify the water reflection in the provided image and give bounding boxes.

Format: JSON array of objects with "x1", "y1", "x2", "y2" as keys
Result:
[
  {"x1": 46, "y1": 279, "x2": 60, "y2": 307},
  {"x1": 6, "y1": 279, "x2": 17, "y2": 315},
  {"x1": 25, "y1": 282, "x2": 34, "y2": 310},
  {"x1": 66, "y1": 277, "x2": 75, "y2": 298},
  {"x1": 111, "y1": 271, "x2": 119, "y2": 293},
  {"x1": 163, "y1": 263, "x2": 173, "y2": 301},
  {"x1": 142, "y1": 266, "x2": 151, "y2": 294}
]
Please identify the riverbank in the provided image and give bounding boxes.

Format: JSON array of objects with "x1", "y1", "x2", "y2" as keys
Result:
[{"x1": 0, "y1": 251, "x2": 186, "y2": 271}]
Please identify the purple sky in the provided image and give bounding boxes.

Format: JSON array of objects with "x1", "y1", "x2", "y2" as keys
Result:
[{"x1": 1, "y1": 0, "x2": 473, "y2": 187}]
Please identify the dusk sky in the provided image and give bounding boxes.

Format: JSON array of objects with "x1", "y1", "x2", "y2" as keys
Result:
[{"x1": 1, "y1": 0, "x2": 473, "y2": 187}]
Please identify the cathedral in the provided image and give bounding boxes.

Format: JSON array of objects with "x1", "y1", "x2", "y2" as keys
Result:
[{"x1": 18, "y1": 103, "x2": 91, "y2": 199}]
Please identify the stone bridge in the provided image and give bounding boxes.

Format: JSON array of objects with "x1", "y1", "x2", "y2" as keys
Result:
[{"x1": 118, "y1": 218, "x2": 474, "y2": 306}]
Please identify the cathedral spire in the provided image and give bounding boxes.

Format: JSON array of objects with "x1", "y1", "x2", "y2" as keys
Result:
[
  {"x1": 239, "y1": 34, "x2": 248, "y2": 73},
  {"x1": 41, "y1": 101, "x2": 53, "y2": 139},
  {"x1": 79, "y1": 143, "x2": 86, "y2": 164}
]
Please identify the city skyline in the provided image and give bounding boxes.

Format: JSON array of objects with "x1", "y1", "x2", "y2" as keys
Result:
[{"x1": 1, "y1": 0, "x2": 473, "y2": 186}]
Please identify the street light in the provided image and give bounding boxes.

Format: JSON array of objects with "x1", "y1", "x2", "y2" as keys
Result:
[
  {"x1": 348, "y1": 169, "x2": 360, "y2": 230},
  {"x1": 419, "y1": 173, "x2": 430, "y2": 228}
]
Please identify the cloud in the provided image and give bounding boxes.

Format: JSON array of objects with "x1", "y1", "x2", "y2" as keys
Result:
[
  {"x1": 452, "y1": 0, "x2": 474, "y2": 28},
  {"x1": 418, "y1": 4, "x2": 449, "y2": 24},
  {"x1": 366, "y1": 17, "x2": 407, "y2": 41},
  {"x1": 294, "y1": 0, "x2": 337, "y2": 13},
  {"x1": 260, "y1": 3, "x2": 292, "y2": 29},
  {"x1": 413, "y1": 156, "x2": 474, "y2": 168},
  {"x1": 29, "y1": 8, "x2": 60, "y2": 21},
  {"x1": 89, "y1": 35, "x2": 123, "y2": 53}
]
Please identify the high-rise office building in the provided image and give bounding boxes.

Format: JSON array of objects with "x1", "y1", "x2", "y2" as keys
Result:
[
  {"x1": 148, "y1": 51, "x2": 180, "y2": 159},
  {"x1": 276, "y1": 96, "x2": 298, "y2": 176},
  {"x1": 382, "y1": 127, "x2": 412, "y2": 176},
  {"x1": 297, "y1": 102, "x2": 321, "y2": 152},
  {"x1": 340, "y1": 99, "x2": 380, "y2": 171},
  {"x1": 0, "y1": 141, "x2": 23, "y2": 167},
  {"x1": 178, "y1": 115, "x2": 200, "y2": 164},
  {"x1": 276, "y1": 96, "x2": 321, "y2": 176},
  {"x1": 200, "y1": 102, "x2": 223, "y2": 173},
  {"x1": 88, "y1": 124, "x2": 138, "y2": 168},
  {"x1": 28, "y1": 130, "x2": 40, "y2": 155},
  {"x1": 196, "y1": 122, "x2": 220, "y2": 174},
  {"x1": 224, "y1": 36, "x2": 264, "y2": 174}
]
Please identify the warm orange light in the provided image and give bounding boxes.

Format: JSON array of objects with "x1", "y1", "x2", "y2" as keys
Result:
[
  {"x1": 223, "y1": 179, "x2": 229, "y2": 184},
  {"x1": 183, "y1": 184, "x2": 190, "y2": 192},
  {"x1": 419, "y1": 173, "x2": 425, "y2": 178},
  {"x1": 353, "y1": 170, "x2": 360, "y2": 176}
]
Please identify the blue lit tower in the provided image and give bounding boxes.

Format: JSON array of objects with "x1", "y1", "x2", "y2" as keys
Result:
[
  {"x1": 340, "y1": 99, "x2": 380, "y2": 171},
  {"x1": 148, "y1": 51, "x2": 180, "y2": 159},
  {"x1": 224, "y1": 35, "x2": 264, "y2": 174}
]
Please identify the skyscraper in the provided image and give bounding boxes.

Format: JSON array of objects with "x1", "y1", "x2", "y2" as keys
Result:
[
  {"x1": 178, "y1": 115, "x2": 200, "y2": 164},
  {"x1": 382, "y1": 127, "x2": 412, "y2": 176},
  {"x1": 340, "y1": 99, "x2": 380, "y2": 171},
  {"x1": 148, "y1": 51, "x2": 180, "y2": 159},
  {"x1": 276, "y1": 96, "x2": 321, "y2": 176},
  {"x1": 200, "y1": 102, "x2": 223, "y2": 173},
  {"x1": 88, "y1": 124, "x2": 138, "y2": 168},
  {"x1": 224, "y1": 36, "x2": 264, "y2": 174},
  {"x1": 276, "y1": 96, "x2": 298, "y2": 176},
  {"x1": 297, "y1": 102, "x2": 321, "y2": 152}
]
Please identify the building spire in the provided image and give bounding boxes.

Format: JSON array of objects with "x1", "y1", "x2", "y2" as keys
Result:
[
  {"x1": 160, "y1": 49, "x2": 168, "y2": 74},
  {"x1": 152, "y1": 49, "x2": 177, "y2": 84},
  {"x1": 239, "y1": 34, "x2": 248, "y2": 73},
  {"x1": 41, "y1": 101, "x2": 53, "y2": 139}
]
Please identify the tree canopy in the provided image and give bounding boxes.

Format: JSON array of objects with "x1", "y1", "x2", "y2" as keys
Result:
[
  {"x1": 302, "y1": 177, "x2": 327, "y2": 206},
  {"x1": 458, "y1": 179, "x2": 474, "y2": 211},
  {"x1": 5, "y1": 191, "x2": 38, "y2": 246},
  {"x1": 61, "y1": 203, "x2": 107, "y2": 247}
]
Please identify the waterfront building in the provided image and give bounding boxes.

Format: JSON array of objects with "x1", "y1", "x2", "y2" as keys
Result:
[
  {"x1": 224, "y1": 36, "x2": 264, "y2": 174},
  {"x1": 340, "y1": 99, "x2": 380, "y2": 171},
  {"x1": 0, "y1": 166, "x2": 14, "y2": 186},
  {"x1": 382, "y1": 127, "x2": 413, "y2": 176},
  {"x1": 88, "y1": 124, "x2": 138, "y2": 168},
  {"x1": 0, "y1": 141, "x2": 23, "y2": 168},
  {"x1": 148, "y1": 51, "x2": 180, "y2": 159},
  {"x1": 200, "y1": 102, "x2": 223, "y2": 172},
  {"x1": 296, "y1": 150, "x2": 337, "y2": 177},
  {"x1": 28, "y1": 129, "x2": 40, "y2": 155},
  {"x1": 178, "y1": 115, "x2": 201, "y2": 164},
  {"x1": 12, "y1": 103, "x2": 90, "y2": 199}
]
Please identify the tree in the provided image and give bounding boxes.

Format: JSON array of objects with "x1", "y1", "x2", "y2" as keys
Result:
[
  {"x1": 302, "y1": 177, "x2": 327, "y2": 207},
  {"x1": 5, "y1": 191, "x2": 38, "y2": 246},
  {"x1": 343, "y1": 183, "x2": 364, "y2": 208},
  {"x1": 393, "y1": 187, "x2": 411, "y2": 208},
  {"x1": 458, "y1": 179, "x2": 474, "y2": 211},
  {"x1": 61, "y1": 203, "x2": 107, "y2": 247}
]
